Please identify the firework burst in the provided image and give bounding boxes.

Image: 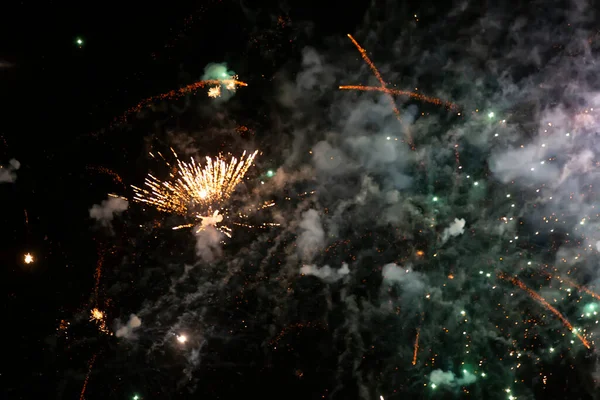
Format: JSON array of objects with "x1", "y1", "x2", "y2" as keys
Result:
[
  {"x1": 90, "y1": 308, "x2": 111, "y2": 335},
  {"x1": 132, "y1": 149, "x2": 273, "y2": 236}
]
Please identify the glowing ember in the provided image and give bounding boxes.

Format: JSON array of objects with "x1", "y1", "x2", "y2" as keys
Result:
[
  {"x1": 208, "y1": 86, "x2": 221, "y2": 98},
  {"x1": 24, "y1": 253, "x2": 34, "y2": 264},
  {"x1": 90, "y1": 308, "x2": 111, "y2": 335}
]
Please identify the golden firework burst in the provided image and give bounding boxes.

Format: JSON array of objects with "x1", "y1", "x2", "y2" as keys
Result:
[{"x1": 132, "y1": 149, "x2": 259, "y2": 235}]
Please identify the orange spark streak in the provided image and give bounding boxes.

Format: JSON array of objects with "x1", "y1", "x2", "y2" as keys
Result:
[
  {"x1": 339, "y1": 85, "x2": 459, "y2": 110},
  {"x1": 542, "y1": 270, "x2": 600, "y2": 302},
  {"x1": 346, "y1": 34, "x2": 402, "y2": 121},
  {"x1": 79, "y1": 353, "x2": 97, "y2": 400},
  {"x1": 93, "y1": 250, "x2": 104, "y2": 305},
  {"x1": 500, "y1": 274, "x2": 590, "y2": 349},
  {"x1": 113, "y1": 79, "x2": 248, "y2": 125},
  {"x1": 412, "y1": 328, "x2": 420, "y2": 365},
  {"x1": 87, "y1": 166, "x2": 126, "y2": 189},
  {"x1": 565, "y1": 278, "x2": 600, "y2": 301}
]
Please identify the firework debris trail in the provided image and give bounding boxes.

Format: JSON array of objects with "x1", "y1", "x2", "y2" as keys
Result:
[
  {"x1": 541, "y1": 269, "x2": 600, "y2": 302},
  {"x1": 93, "y1": 248, "x2": 104, "y2": 306},
  {"x1": 112, "y1": 79, "x2": 247, "y2": 126},
  {"x1": 346, "y1": 34, "x2": 402, "y2": 122},
  {"x1": 339, "y1": 85, "x2": 459, "y2": 110},
  {"x1": 412, "y1": 328, "x2": 420, "y2": 366},
  {"x1": 498, "y1": 273, "x2": 591, "y2": 349},
  {"x1": 86, "y1": 166, "x2": 127, "y2": 190},
  {"x1": 78, "y1": 353, "x2": 97, "y2": 400}
]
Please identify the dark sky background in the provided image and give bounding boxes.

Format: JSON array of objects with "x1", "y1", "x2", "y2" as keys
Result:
[
  {"x1": 1, "y1": 1, "x2": 371, "y2": 399},
  {"x1": 3, "y1": 1, "x2": 600, "y2": 400}
]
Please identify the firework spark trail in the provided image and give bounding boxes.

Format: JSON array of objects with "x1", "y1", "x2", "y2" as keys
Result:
[
  {"x1": 346, "y1": 34, "x2": 415, "y2": 148},
  {"x1": 113, "y1": 79, "x2": 247, "y2": 125},
  {"x1": 87, "y1": 166, "x2": 126, "y2": 190},
  {"x1": 346, "y1": 35, "x2": 401, "y2": 119},
  {"x1": 542, "y1": 270, "x2": 600, "y2": 302},
  {"x1": 79, "y1": 353, "x2": 97, "y2": 400},
  {"x1": 93, "y1": 250, "x2": 104, "y2": 306},
  {"x1": 339, "y1": 85, "x2": 459, "y2": 110},
  {"x1": 499, "y1": 274, "x2": 591, "y2": 349},
  {"x1": 412, "y1": 328, "x2": 420, "y2": 366}
]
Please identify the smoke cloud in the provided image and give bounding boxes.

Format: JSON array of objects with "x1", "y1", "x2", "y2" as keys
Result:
[
  {"x1": 89, "y1": 196, "x2": 129, "y2": 224},
  {"x1": 297, "y1": 209, "x2": 325, "y2": 261},
  {"x1": 194, "y1": 225, "x2": 223, "y2": 262},
  {"x1": 115, "y1": 314, "x2": 142, "y2": 339},
  {"x1": 0, "y1": 158, "x2": 20, "y2": 183},
  {"x1": 429, "y1": 369, "x2": 477, "y2": 387},
  {"x1": 300, "y1": 262, "x2": 350, "y2": 282}
]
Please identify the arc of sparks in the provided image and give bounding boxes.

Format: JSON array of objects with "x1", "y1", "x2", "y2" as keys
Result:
[
  {"x1": 339, "y1": 85, "x2": 458, "y2": 110},
  {"x1": 114, "y1": 79, "x2": 248, "y2": 125},
  {"x1": 499, "y1": 273, "x2": 591, "y2": 349}
]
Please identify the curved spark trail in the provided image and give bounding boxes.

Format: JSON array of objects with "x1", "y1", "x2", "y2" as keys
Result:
[
  {"x1": 113, "y1": 79, "x2": 248, "y2": 125},
  {"x1": 499, "y1": 274, "x2": 591, "y2": 349}
]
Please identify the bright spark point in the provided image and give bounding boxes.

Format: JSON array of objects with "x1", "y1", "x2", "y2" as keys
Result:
[
  {"x1": 266, "y1": 170, "x2": 275, "y2": 178},
  {"x1": 208, "y1": 86, "x2": 221, "y2": 98},
  {"x1": 432, "y1": 196, "x2": 438, "y2": 202},
  {"x1": 75, "y1": 37, "x2": 84, "y2": 47},
  {"x1": 24, "y1": 253, "x2": 34, "y2": 264},
  {"x1": 177, "y1": 334, "x2": 187, "y2": 343},
  {"x1": 90, "y1": 308, "x2": 110, "y2": 334},
  {"x1": 133, "y1": 395, "x2": 139, "y2": 400},
  {"x1": 488, "y1": 111, "x2": 494, "y2": 118}
]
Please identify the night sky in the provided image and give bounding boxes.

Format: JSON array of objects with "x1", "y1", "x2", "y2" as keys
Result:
[{"x1": 3, "y1": 1, "x2": 600, "y2": 400}]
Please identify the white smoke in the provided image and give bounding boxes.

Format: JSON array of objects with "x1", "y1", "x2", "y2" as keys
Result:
[
  {"x1": 441, "y1": 218, "x2": 466, "y2": 243},
  {"x1": 300, "y1": 263, "x2": 350, "y2": 282},
  {"x1": 382, "y1": 263, "x2": 426, "y2": 293},
  {"x1": 0, "y1": 158, "x2": 20, "y2": 183},
  {"x1": 429, "y1": 369, "x2": 477, "y2": 387},
  {"x1": 195, "y1": 225, "x2": 223, "y2": 262},
  {"x1": 89, "y1": 196, "x2": 129, "y2": 224},
  {"x1": 115, "y1": 314, "x2": 142, "y2": 339},
  {"x1": 297, "y1": 209, "x2": 325, "y2": 261}
]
